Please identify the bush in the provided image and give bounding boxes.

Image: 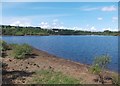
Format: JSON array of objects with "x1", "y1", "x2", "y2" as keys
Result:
[
  {"x1": 93, "y1": 55, "x2": 111, "y2": 70},
  {"x1": 90, "y1": 64, "x2": 101, "y2": 74},
  {"x1": 90, "y1": 55, "x2": 111, "y2": 84},
  {"x1": 0, "y1": 40, "x2": 9, "y2": 51},
  {"x1": 9, "y1": 44, "x2": 18, "y2": 49},
  {"x1": 13, "y1": 44, "x2": 32, "y2": 59}
]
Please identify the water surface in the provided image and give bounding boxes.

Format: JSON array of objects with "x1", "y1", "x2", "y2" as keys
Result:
[{"x1": 2, "y1": 35, "x2": 118, "y2": 72}]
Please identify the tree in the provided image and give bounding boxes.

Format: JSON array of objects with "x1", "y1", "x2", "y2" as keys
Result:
[{"x1": 90, "y1": 55, "x2": 111, "y2": 84}]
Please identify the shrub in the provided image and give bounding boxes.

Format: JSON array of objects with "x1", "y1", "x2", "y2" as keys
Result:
[
  {"x1": 90, "y1": 64, "x2": 101, "y2": 74},
  {"x1": 90, "y1": 54, "x2": 111, "y2": 84},
  {"x1": 9, "y1": 44, "x2": 18, "y2": 49},
  {"x1": 13, "y1": 44, "x2": 32, "y2": 59},
  {"x1": 0, "y1": 40, "x2": 8, "y2": 51},
  {"x1": 93, "y1": 55, "x2": 111, "y2": 70}
]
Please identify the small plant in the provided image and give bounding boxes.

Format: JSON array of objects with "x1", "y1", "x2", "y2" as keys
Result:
[
  {"x1": 9, "y1": 44, "x2": 18, "y2": 49},
  {"x1": 90, "y1": 64, "x2": 101, "y2": 74},
  {"x1": 0, "y1": 40, "x2": 9, "y2": 51},
  {"x1": 112, "y1": 74, "x2": 120, "y2": 86},
  {"x1": 0, "y1": 40, "x2": 10, "y2": 58},
  {"x1": 90, "y1": 54, "x2": 111, "y2": 84},
  {"x1": 13, "y1": 44, "x2": 32, "y2": 59}
]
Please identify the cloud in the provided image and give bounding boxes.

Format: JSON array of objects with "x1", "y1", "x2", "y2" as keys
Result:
[
  {"x1": 10, "y1": 20, "x2": 31, "y2": 26},
  {"x1": 39, "y1": 22, "x2": 50, "y2": 28},
  {"x1": 90, "y1": 26, "x2": 97, "y2": 31},
  {"x1": 52, "y1": 19, "x2": 64, "y2": 28},
  {"x1": 82, "y1": 5, "x2": 117, "y2": 12},
  {"x1": 3, "y1": 16, "x2": 32, "y2": 26},
  {"x1": 52, "y1": 19, "x2": 59, "y2": 26},
  {"x1": 82, "y1": 7, "x2": 99, "y2": 11},
  {"x1": 53, "y1": 19, "x2": 59, "y2": 22},
  {"x1": 102, "y1": 27, "x2": 118, "y2": 31},
  {"x1": 101, "y1": 6, "x2": 117, "y2": 12},
  {"x1": 112, "y1": 16, "x2": 118, "y2": 22},
  {"x1": 97, "y1": 17, "x2": 103, "y2": 20}
]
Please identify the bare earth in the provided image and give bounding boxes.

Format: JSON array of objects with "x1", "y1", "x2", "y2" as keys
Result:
[{"x1": 2, "y1": 48, "x2": 114, "y2": 84}]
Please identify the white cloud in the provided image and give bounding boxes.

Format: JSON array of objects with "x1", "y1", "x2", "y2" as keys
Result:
[
  {"x1": 10, "y1": 20, "x2": 31, "y2": 26},
  {"x1": 52, "y1": 22, "x2": 57, "y2": 25},
  {"x1": 51, "y1": 19, "x2": 65, "y2": 29},
  {"x1": 82, "y1": 7, "x2": 99, "y2": 11},
  {"x1": 58, "y1": 26, "x2": 65, "y2": 29},
  {"x1": 3, "y1": 16, "x2": 32, "y2": 27},
  {"x1": 40, "y1": 22, "x2": 50, "y2": 28},
  {"x1": 102, "y1": 27, "x2": 118, "y2": 31},
  {"x1": 90, "y1": 26, "x2": 97, "y2": 31},
  {"x1": 53, "y1": 19, "x2": 59, "y2": 22},
  {"x1": 82, "y1": 5, "x2": 117, "y2": 12},
  {"x1": 112, "y1": 17, "x2": 118, "y2": 20},
  {"x1": 52, "y1": 19, "x2": 59, "y2": 26},
  {"x1": 112, "y1": 16, "x2": 118, "y2": 22},
  {"x1": 97, "y1": 17, "x2": 103, "y2": 20},
  {"x1": 101, "y1": 6, "x2": 117, "y2": 12}
]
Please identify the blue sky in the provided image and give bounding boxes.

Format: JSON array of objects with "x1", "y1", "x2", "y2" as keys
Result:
[
  {"x1": 1, "y1": 0, "x2": 119, "y2": 2},
  {"x1": 2, "y1": 2, "x2": 118, "y2": 31}
]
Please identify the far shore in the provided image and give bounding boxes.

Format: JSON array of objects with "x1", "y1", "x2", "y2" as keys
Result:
[
  {"x1": 2, "y1": 46, "x2": 118, "y2": 84},
  {"x1": 1, "y1": 34, "x2": 119, "y2": 36}
]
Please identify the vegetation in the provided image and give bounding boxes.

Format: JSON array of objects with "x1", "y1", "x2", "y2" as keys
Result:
[
  {"x1": 0, "y1": 40, "x2": 9, "y2": 51},
  {"x1": 31, "y1": 69, "x2": 81, "y2": 84},
  {"x1": 12, "y1": 44, "x2": 32, "y2": 59},
  {"x1": 1, "y1": 25, "x2": 120, "y2": 36},
  {"x1": 0, "y1": 40, "x2": 10, "y2": 58},
  {"x1": 0, "y1": 40, "x2": 32, "y2": 59},
  {"x1": 90, "y1": 55, "x2": 111, "y2": 84},
  {"x1": 111, "y1": 74, "x2": 120, "y2": 85}
]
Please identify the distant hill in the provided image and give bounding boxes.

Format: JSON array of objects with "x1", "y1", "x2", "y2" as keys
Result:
[{"x1": 1, "y1": 25, "x2": 120, "y2": 36}]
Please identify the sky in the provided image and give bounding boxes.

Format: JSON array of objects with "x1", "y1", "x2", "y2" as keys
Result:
[
  {"x1": 1, "y1": 0, "x2": 119, "y2": 2},
  {"x1": 2, "y1": 2, "x2": 118, "y2": 31}
]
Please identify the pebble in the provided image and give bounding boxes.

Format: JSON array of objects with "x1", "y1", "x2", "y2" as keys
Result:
[
  {"x1": 37, "y1": 65, "x2": 39, "y2": 68},
  {"x1": 34, "y1": 63, "x2": 36, "y2": 66},
  {"x1": 9, "y1": 59, "x2": 12, "y2": 62},
  {"x1": 26, "y1": 67, "x2": 28, "y2": 69}
]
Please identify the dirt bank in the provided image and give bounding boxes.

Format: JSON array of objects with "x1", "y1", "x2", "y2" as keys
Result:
[{"x1": 2, "y1": 48, "x2": 114, "y2": 84}]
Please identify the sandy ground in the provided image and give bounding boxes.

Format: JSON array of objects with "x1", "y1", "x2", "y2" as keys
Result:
[{"x1": 2, "y1": 48, "x2": 114, "y2": 84}]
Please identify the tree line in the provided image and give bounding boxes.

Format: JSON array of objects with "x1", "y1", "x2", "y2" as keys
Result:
[{"x1": 1, "y1": 25, "x2": 120, "y2": 36}]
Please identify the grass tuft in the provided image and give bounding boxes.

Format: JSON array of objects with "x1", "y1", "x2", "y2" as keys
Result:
[{"x1": 31, "y1": 69, "x2": 81, "y2": 84}]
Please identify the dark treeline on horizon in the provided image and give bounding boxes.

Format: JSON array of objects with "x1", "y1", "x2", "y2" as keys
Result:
[{"x1": 1, "y1": 25, "x2": 120, "y2": 36}]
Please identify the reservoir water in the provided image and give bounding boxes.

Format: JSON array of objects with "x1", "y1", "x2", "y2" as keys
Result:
[{"x1": 2, "y1": 36, "x2": 119, "y2": 72}]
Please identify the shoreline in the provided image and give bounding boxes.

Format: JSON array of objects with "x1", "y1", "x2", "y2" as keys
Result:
[
  {"x1": 31, "y1": 47, "x2": 119, "y2": 74},
  {"x1": 2, "y1": 47, "x2": 118, "y2": 84},
  {"x1": 1, "y1": 34, "x2": 119, "y2": 36}
]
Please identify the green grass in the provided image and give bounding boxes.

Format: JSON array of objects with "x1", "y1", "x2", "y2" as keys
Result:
[
  {"x1": 31, "y1": 69, "x2": 81, "y2": 84},
  {"x1": 111, "y1": 73, "x2": 120, "y2": 86}
]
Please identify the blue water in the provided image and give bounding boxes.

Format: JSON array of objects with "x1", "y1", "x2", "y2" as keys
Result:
[{"x1": 2, "y1": 36, "x2": 119, "y2": 72}]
